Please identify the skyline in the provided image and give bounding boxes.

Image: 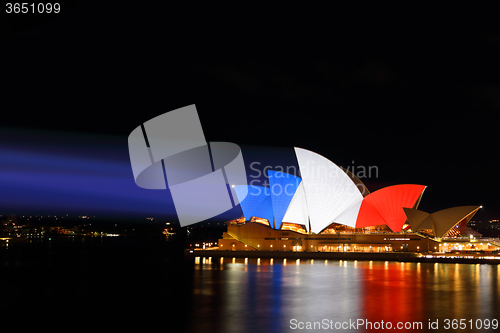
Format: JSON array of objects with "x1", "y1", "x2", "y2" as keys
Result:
[{"x1": 2, "y1": 2, "x2": 500, "y2": 223}]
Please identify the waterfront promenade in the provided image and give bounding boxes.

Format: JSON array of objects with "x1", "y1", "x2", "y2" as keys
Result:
[{"x1": 185, "y1": 249, "x2": 500, "y2": 264}]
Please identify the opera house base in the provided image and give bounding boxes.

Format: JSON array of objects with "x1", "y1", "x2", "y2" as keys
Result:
[
  {"x1": 184, "y1": 222, "x2": 500, "y2": 263},
  {"x1": 217, "y1": 222, "x2": 441, "y2": 254}
]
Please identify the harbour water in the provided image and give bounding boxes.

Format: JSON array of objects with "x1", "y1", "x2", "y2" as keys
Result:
[
  {"x1": 1, "y1": 237, "x2": 499, "y2": 332},
  {"x1": 189, "y1": 257, "x2": 500, "y2": 332}
]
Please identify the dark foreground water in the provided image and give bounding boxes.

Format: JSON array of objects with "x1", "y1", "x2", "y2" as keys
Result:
[{"x1": 1, "y1": 237, "x2": 499, "y2": 333}]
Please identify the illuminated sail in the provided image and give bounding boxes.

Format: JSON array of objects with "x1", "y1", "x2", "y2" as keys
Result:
[
  {"x1": 294, "y1": 147, "x2": 363, "y2": 233},
  {"x1": 404, "y1": 205, "x2": 481, "y2": 237},
  {"x1": 282, "y1": 181, "x2": 309, "y2": 231},
  {"x1": 355, "y1": 184, "x2": 426, "y2": 231},
  {"x1": 335, "y1": 184, "x2": 426, "y2": 231},
  {"x1": 267, "y1": 170, "x2": 302, "y2": 229},
  {"x1": 234, "y1": 185, "x2": 268, "y2": 221}
]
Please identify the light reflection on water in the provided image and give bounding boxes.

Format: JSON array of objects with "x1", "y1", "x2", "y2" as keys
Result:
[{"x1": 190, "y1": 258, "x2": 500, "y2": 333}]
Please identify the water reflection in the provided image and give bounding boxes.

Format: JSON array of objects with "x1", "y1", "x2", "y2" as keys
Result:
[
  {"x1": 359, "y1": 261, "x2": 424, "y2": 332},
  {"x1": 188, "y1": 258, "x2": 500, "y2": 333}
]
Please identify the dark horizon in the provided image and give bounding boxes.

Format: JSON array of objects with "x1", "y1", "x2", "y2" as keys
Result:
[{"x1": 0, "y1": 125, "x2": 496, "y2": 224}]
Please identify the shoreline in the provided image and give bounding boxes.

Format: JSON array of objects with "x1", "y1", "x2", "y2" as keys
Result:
[
  {"x1": 185, "y1": 249, "x2": 418, "y2": 261},
  {"x1": 184, "y1": 249, "x2": 500, "y2": 264}
]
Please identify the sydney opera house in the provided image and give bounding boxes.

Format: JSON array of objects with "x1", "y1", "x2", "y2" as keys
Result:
[{"x1": 218, "y1": 148, "x2": 499, "y2": 254}]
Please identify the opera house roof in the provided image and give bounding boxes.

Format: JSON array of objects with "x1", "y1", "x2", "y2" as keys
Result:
[
  {"x1": 234, "y1": 147, "x2": 479, "y2": 237},
  {"x1": 403, "y1": 206, "x2": 481, "y2": 238}
]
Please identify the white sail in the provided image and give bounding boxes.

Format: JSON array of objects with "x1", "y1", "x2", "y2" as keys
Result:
[
  {"x1": 281, "y1": 181, "x2": 310, "y2": 231},
  {"x1": 334, "y1": 200, "x2": 362, "y2": 228},
  {"x1": 294, "y1": 147, "x2": 364, "y2": 233}
]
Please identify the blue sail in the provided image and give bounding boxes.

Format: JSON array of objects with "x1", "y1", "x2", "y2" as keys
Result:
[
  {"x1": 255, "y1": 195, "x2": 274, "y2": 228},
  {"x1": 267, "y1": 170, "x2": 302, "y2": 229},
  {"x1": 234, "y1": 185, "x2": 269, "y2": 221}
]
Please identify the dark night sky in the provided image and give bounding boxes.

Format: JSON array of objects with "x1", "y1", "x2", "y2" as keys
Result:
[{"x1": 1, "y1": 2, "x2": 500, "y2": 221}]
